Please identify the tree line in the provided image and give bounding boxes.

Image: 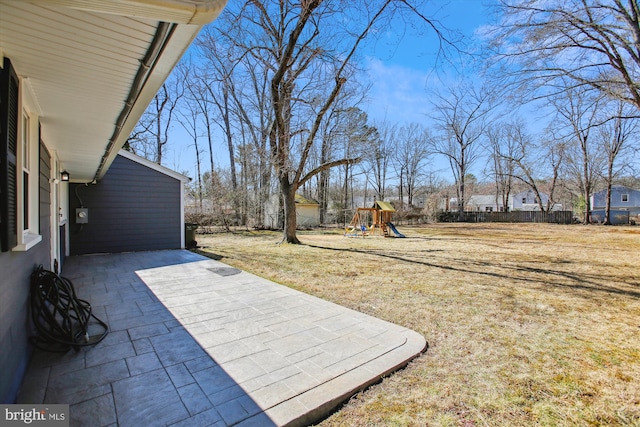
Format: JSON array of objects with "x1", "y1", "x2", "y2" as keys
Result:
[{"x1": 127, "y1": 0, "x2": 640, "y2": 241}]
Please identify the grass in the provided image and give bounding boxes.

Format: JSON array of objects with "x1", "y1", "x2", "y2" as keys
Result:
[{"x1": 195, "y1": 223, "x2": 640, "y2": 426}]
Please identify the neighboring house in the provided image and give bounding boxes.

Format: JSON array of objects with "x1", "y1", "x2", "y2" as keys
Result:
[
  {"x1": 590, "y1": 185, "x2": 640, "y2": 224},
  {"x1": 264, "y1": 194, "x2": 321, "y2": 228},
  {"x1": 0, "y1": 0, "x2": 225, "y2": 403},
  {"x1": 444, "y1": 191, "x2": 563, "y2": 212},
  {"x1": 69, "y1": 150, "x2": 190, "y2": 255},
  {"x1": 466, "y1": 195, "x2": 503, "y2": 212},
  {"x1": 590, "y1": 186, "x2": 640, "y2": 215},
  {"x1": 445, "y1": 195, "x2": 505, "y2": 212},
  {"x1": 511, "y1": 190, "x2": 549, "y2": 211},
  {"x1": 510, "y1": 190, "x2": 564, "y2": 211}
]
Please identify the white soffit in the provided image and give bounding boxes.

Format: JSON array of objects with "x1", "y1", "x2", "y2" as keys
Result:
[
  {"x1": 0, "y1": 0, "x2": 225, "y2": 182},
  {"x1": 27, "y1": 0, "x2": 225, "y2": 25}
]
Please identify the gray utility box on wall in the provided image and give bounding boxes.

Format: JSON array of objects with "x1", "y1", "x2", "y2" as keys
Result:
[{"x1": 76, "y1": 208, "x2": 89, "y2": 224}]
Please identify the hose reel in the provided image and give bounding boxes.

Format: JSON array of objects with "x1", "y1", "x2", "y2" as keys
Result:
[{"x1": 30, "y1": 265, "x2": 109, "y2": 352}]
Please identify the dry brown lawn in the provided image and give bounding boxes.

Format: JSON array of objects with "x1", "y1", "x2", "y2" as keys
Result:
[{"x1": 195, "y1": 223, "x2": 640, "y2": 427}]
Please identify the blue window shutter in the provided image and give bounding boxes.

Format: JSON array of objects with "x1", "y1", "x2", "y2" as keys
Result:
[{"x1": 1, "y1": 57, "x2": 19, "y2": 251}]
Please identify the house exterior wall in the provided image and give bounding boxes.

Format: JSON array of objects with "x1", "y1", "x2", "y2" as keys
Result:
[
  {"x1": 69, "y1": 155, "x2": 182, "y2": 255},
  {"x1": 466, "y1": 195, "x2": 502, "y2": 212},
  {"x1": 591, "y1": 186, "x2": 640, "y2": 214},
  {"x1": 510, "y1": 190, "x2": 549, "y2": 211},
  {"x1": 0, "y1": 141, "x2": 51, "y2": 403}
]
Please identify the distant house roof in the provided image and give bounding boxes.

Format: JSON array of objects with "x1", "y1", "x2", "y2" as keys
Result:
[
  {"x1": 374, "y1": 201, "x2": 395, "y2": 212},
  {"x1": 295, "y1": 194, "x2": 319, "y2": 205},
  {"x1": 467, "y1": 195, "x2": 497, "y2": 206},
  {"x1": 592, "y1": 185, "x2": 640, "y2": 195}
]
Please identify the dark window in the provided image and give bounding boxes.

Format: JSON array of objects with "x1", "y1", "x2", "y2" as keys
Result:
[
  {"x1": 23, "y1": 171, "x2": 29, "y2": 230},
  {"x1": 622, "y1": 194, "x2": 629, "y2": 203}
]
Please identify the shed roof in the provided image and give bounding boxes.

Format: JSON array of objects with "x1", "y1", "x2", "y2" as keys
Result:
[
  {"x1": 118, "y1": 150, "x2": 190, "y2": 183},
  {"x1": 295, "y1": 194, "x2": 319, "y2": 205}
]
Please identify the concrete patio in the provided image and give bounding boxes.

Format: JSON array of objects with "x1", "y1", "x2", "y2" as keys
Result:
[{"x1": 17, "y1": 250, "x2": 426, "y2": 426}]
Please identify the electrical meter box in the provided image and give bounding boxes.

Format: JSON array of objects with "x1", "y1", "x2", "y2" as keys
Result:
[{"x1": 76, "y1": 208, "x2": 89, "y2": 224}]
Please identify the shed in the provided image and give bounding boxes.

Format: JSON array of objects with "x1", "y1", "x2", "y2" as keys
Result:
[
  {"x1": 264, "y1": 193, "x2": 321, "y2": 228},
  {"x1": 295, "y1": 194, "x2": 321, "y2": 227},
  {"x1": 69, "y1": 150, "x2": 189, "y2": 255}
]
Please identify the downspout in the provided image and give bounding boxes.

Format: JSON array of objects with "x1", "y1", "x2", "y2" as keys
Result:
[{"x1": 92, "y1": 22, "x2": 176, "y2": 182}]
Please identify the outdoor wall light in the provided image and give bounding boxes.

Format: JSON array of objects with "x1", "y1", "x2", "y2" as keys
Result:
[{"x1": 61, "y1": 171, "x2": 70, "y2": 182}]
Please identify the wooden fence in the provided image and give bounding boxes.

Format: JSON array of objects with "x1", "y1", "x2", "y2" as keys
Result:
[{"x1": 439, "y1": 211, "x2": 575, "y2": 224}]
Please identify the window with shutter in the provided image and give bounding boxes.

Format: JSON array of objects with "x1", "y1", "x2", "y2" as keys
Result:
[{"x1": 1, "y1": 57, "x2": 19, "y2": 252}]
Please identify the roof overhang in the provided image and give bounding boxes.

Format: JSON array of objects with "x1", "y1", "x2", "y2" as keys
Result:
[
  {"x1": 0, "y1": 0, "x2": 226, "y2": 182},
  {"x1": 29, "y1": 0, "x2": 225, "y2": 25}
]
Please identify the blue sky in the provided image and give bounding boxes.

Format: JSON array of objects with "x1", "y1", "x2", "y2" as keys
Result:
[
  {"x1": 361, "y1": 0, "x2": 494, "y2": 125},
  {"x1": 166, "y1": 0, "x2": 496, "y2": 177}
]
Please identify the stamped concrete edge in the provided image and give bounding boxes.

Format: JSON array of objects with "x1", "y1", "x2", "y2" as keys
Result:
[{"x1": 262, "y1": 329, "x2": 428, "y2": 427}]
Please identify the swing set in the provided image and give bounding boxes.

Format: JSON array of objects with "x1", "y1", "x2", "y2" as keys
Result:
[{"x1": 343, "y1": 201, "x2": 405, "y2": 238}]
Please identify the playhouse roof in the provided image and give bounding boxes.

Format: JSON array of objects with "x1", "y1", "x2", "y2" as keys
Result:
[{"x1": 374, "y1": 201, "x2": 396, "y2": 212}]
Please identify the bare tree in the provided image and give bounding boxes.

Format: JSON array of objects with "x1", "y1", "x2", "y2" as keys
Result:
[
  {"x1": 540, "y1": 138, "x2": 566, "y2": 212},
  {"x1": 127, "y1": 74, "x2": 184, "y2": 165},
  {"x1": 364, "y1": 121, "x2": 396, "y2": 202},
  {"x1": 394, "y1": 123, "x2": 431, "y2": 209},
  {"x1": 177, "y1": 98, "x2": 205, "y2": 211},
  {"x1": 489, "y1": 120, "x2": 565, "y2": 212},
  {"x1": 196, "y1": 22, "x2": 277, "y2": 227},
  {"x1": 228, "y1": 52, "x2": 274, "y2": 227},
  {"x1": 552, "y1": 87, "x2": 605, "y2": 223},
  {"x1": 596, "y1": 100, "x2": 639, "y2": 223},
  {"x1": 429, "y1": 83, "x2": 493, "y2": 221},
  {"x1": 211, "y1": 0, "x2": 446, "y2": 243},
  {"x1": 490, "y1": 0, "x2": 640, "y2": 110},
  {"x1": 485, "y1": 121, "x2": 517, "y2": 211},
  {"x1": 312, "y1": 99, "x2": 372, "y2": 223}
]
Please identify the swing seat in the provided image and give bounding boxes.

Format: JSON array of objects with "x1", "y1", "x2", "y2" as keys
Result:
[
  {"x1": 344, "y1": 226, "x2": 359, "y2": 237},
  {"x1": 360, "y1": 224, "x2": 375, "y2": 236}
]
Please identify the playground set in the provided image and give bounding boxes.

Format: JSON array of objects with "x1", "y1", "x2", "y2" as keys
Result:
[{"x1": 344, "y1": 201, "x2": 405, "y2": 238}]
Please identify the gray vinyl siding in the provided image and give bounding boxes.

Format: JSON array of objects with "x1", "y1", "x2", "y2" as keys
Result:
[
  {"x1": 69, "y1": 155, "x2": 182, "y2": 255},
  {"x1": 0, "y1": 141, "x2": 50, "y2": 403},
  {"x1": 39, "y1": 142, "x2": 50, "y2": 254},
  {"x1": 591, "y1": 186, "x2": 640, "y2": 213}
]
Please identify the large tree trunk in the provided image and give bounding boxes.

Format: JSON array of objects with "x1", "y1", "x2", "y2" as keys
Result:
[
  {"x1": 582, "y1": 150, "x2": 591, "y2": 225},
  {"x1": 457, "y1": 172, "x2": 465, "y2": 222},
  {"x1": 281, "y1": 180, "x2": 300, "y2": 244},
  {"x1": 604, "y1": 170, "x2": 613, "y2": 225}
]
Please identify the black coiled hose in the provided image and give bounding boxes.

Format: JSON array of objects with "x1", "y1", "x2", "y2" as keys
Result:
[{"x1": 30, "y1": 265, "x2": 109, "y2": 352}]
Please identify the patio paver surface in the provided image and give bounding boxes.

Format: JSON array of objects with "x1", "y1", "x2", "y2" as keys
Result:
[{"x1": 17, "y1": 250, "x2": 426, "y2": 426}]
